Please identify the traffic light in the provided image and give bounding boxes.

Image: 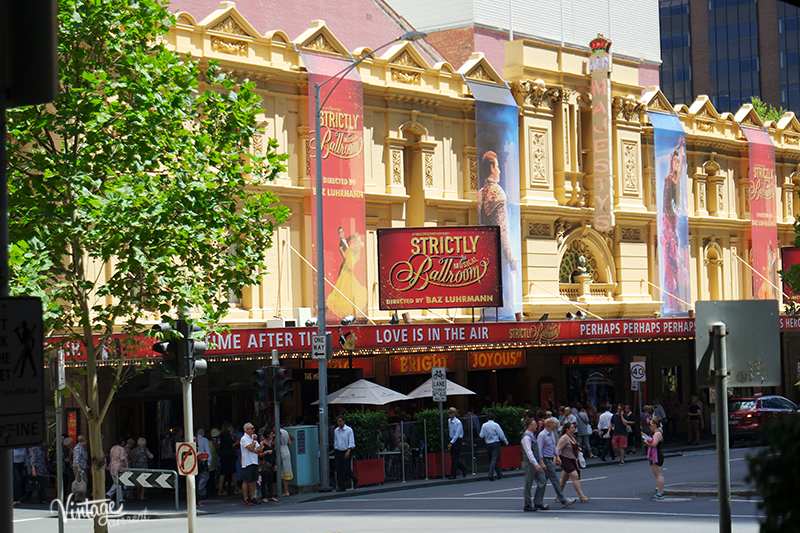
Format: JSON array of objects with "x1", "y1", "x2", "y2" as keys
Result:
[
  {"x1": 152, "y1": 322, "x2": 182, "y2": 377},
  {"x1": 273, "y1": 366, "x2": 293, "y2": 403},
  {"x1": 253, "y1": 367, "x2": 270, "y2": 403},
  {"x1": 186, "y1": 322, "x2": 208, "y2": 378}
]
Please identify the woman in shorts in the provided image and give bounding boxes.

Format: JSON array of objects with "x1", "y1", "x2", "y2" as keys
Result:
[{"x1": 643, "y1": 417, "x2": 665, "y2": 500}]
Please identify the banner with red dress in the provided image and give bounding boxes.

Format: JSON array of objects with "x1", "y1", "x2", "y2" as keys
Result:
[
  {"x1": 302, "y1": 53, "x2": 367, "y2": 321},
  {"x1": 740, "y1": 126, "x2": 779, "y2": 300},
  {"x1": 647, "y1": 111, "x2": 691, "y2": 316}
]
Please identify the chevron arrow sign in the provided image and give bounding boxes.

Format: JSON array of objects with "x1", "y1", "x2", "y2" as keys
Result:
[{"x1": 118, "y1": 470, "x2": 175, "y2": 490}]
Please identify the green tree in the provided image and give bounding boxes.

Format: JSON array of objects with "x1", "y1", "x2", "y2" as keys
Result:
[
  {"x1": 7, "y1": 1, "x2": 289, "y2": 530},
  {"x1": 750, "y1": 96, "x2": 787, "y2": 123},
  {"x1": 747, "y1": 416, "x2": 800, "y2": 532}
]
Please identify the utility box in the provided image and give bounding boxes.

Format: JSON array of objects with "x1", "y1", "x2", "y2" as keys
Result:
[{"x1": 286, "y1": 425, "x2": 319, "y2": 490}]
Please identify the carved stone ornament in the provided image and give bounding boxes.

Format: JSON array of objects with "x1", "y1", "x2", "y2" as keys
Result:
[
  {"x1": 613, "y1": 95, "x2": 645, "y2": 122},
  {"x1": 469, "y1": 156, "x2": 477, "y2": 191},
  {"x1": 696, "y1": 107, "x2": 713, "y2": 119},
  {"x1": 786, "y1": 135, "x2": 800, "y2": 146},
  {"x1": 528, "y1": 223, "x2": 551, "y2": 238},
  {"x1": 530, "y1": 130, "x2": 547, "y2": 184},
  {"x1": 391, "y1": 51, "x2": 422, "y2": 69},
  {"x1": 211, "y1": 17, "x2": 248, "y2": 36},
  {"x1": 513, "y1": 79, "x2": 560, "y2": 109},
  {"x1": 466, "y1": 65, "x2": 492, "y2": 82},
  {"x1": 211, "y1": 36, "x2": 248, "y2": 56},
  {"x1": 391, "y1": 149, "x2": 403, "y2": 185},
  {"x1": 306, "y1": 34, "x2": 337, "y2": 53},
  {"x1": 697, "y1": 120, "x2": 715, "y2": 132},
  {"x1": 305, "y1": 139, "x2": 311, "y2": 177},
  {"x1": 623, "y1": 142, "x2": 637, "y2": 193},
  {"x1": 559, "y1": 88, "x2": 578, "y2": 104},
  {"x1": 647, "y1": 95, "x2": 669, "y2": 112},
  {"x1": 391, "y1": 69, "x2": 421, "y2": 85},
  {"x1": 621, "y1": 227, "x2": 641, "y2": 242},
  {"x1": 424, "y1": 153, "x2": 434, "y2": 188},
  {"x1": 600, "y1": 230, "x2": 614, "y2": 249},
  {"x1": 739, "y1": 114, "x2": 760, "y2": 128},
  {"x1": 699, "y1": 181, "x2": 705, "y2": 209},
  {"x1": 252, "y1": 130, "x2": 264, "y2": 155},
  {"x1": 555, "y1": 219, "x2": 572, "y2": 247}
]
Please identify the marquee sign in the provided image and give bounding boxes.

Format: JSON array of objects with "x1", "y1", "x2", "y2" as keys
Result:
[
  {"x1": 589, "y1": 33, "x2": 614, "y2": 231},
  {"x1": 468, "y1": 349, "x2": 525, "y2": 371},
  {"x1": 389, "y1": 353, "x2": 455, "y2": 375},
  {"x1": 377, "y1": 226, "x2": 502, "y2": 310}
]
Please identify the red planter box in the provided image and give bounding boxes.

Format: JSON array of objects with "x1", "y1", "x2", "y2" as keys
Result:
[
  {"x1": 498, "y1": 444, "x2": 521, "y2": 470},
  {"x1": 352, "y1": 458, "x2": 384, "y2": 486},
  {"x1": 425, "y1": 452, "x2": 452, "y2": 478}
]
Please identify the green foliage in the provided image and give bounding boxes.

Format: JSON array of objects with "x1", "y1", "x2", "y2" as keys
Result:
[
  {"x1": 751, "y1": 96, "x2": 787, "y2": 123},
  {"x1": 481, "y1": 405, "x2": 526, "y2": 445},
  {"x1": 7, "y1": 0, "x2": 290, "y2": 346},
  {"x1": 344, "y1": 412, "x2": 386, "y2": 460},
  {"x1": 746, "y1": 415, "x2": 800, "y2": 532},
  {"x1": 414, "y1": 408, "x2": 447, "y2": 452}
]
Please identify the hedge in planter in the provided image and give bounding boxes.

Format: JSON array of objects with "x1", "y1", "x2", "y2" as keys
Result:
[
  {"x1": 343, "y1": 411, "x2": 387, "y2": 460},
  {"x1": 413, "y1": 408, "x2": 447, "y2": 452}
]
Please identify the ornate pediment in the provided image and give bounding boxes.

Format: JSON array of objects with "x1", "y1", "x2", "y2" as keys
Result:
[
  {"x1": 687, "y1": 95, "x2": 721, "y2": 121},
  {"x1": 391, "y1": 51, "x2": 422, "y2": 69},
  {"x1": 458, "y1": 53, "x2": 505, "y2": 85},
  {"x1": 512, "y1": 79, "x2": 560, "y2": 109},
  {"x1": 734, "y1": 104, "x2": 764, "y2": 129},
  {"x1": 295, "y1": 21, "x2": 351, "y2": 58},
  {"x1": 385, "y1": 43, "x2": 430, "y2": 86},
  {"x1": 640, "y1": 87, "x2": 675, "y2": 114},
  {"x1": 211, "y1": 16, "x2": 248, "y2": 36}
]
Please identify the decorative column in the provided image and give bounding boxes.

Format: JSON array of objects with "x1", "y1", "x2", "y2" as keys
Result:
[{"x1": 385, "y1": 136, "x2": 406, "y2": 195}]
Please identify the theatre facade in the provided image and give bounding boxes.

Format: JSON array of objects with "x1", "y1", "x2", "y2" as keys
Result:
[{"x1": 63, "y1": 4, "x2": 800, "y2": 443}]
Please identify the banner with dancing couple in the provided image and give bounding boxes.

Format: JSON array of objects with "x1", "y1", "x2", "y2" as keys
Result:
[
  {"x1": 467, "y1": 81, "x2": 522, "y2": 320},
  {"x1": 303, "y1": 53, "x2": 367, "y2": 322},
  {"x1": 647, "y1": 111, "x2": 691, "y2": 317}
]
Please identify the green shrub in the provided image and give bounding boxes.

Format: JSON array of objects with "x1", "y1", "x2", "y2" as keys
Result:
[
  {"x1": 481, "y1": 405, "x2": 526, "y2": 445},
  {"x1": 747, "y1": 415, "x2": 800, "y2": 533},
  {"x1": 413, "y1": 408, "x2": 447, "y2": 452},
  {"x1": 344, "y1": 411, "x2": 386, "y2": 460}
]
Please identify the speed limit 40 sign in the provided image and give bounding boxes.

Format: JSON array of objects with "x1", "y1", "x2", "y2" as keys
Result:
[{"x1": 630, "y1": 362, "x2": 646, "y2": 382}]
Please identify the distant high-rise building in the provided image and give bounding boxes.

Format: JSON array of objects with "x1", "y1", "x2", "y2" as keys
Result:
[{"x1": 659, "y1": 0, "x2": 800, "y2": 113}]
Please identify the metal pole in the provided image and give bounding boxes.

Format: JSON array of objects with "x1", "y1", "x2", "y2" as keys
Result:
[
  {"x1": 469, "y1": 416, "x2": 476, "y2": 475},
  {"x1": 423, "y1": 418, "x2": 428, "y2": 480},
  {"x1": 439, "y1": 402, "x2": 445, "y2": 479},
  {"x1": 272, "y1": 350, "x2": 283, "y2": 494},
  {"x1": 55, "y1": 390, "x2": 64, "y2": 533},
  {"x1": 181, "y1": 377, "x2": 196, "y2": 532},
  {"x1": 400, "y1": 421, "x2": 405, "y2": 483},
  {"x1": 712, "y1": 322, "x2": 732, "y2": 533},
  {"x1": 314, "y1": 82, "x2": 331, "y2": 492}
]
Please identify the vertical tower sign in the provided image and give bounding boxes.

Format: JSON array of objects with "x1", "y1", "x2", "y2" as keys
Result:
[{"x1": 589, "y1": 34, "x2": 614, "y2": 231}]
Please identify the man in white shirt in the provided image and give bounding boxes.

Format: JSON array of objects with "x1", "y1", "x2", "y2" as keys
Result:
[
  {"x1": 447, "y1": 407, "x2": 468, "y2": 479},
  {"x1": 597, "y1": 404, "x2": 615, "y2": 461},
  {"x1": 521, "y1": 418, "x2": 546, "y2": 511},
  {"x1": 239, "y1": 423, "x2": 261, "y2": 505},
  {"x1": 331, "y1": 415, "x2": 359, "y2": 492},
  {"x1": 479, "y1": 412, "x2": 508, "y2": 481},
  {"x1": 196, "y1": 428, "x2": 211, "y2": 501}
]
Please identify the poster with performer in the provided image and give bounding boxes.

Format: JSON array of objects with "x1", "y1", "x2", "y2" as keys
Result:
[
  {"x1": 302, "y1": 53, "x2": 367, "y2": 321},
  {"x1": 647, "y1": 111, "x2": 691, "y2": 316},
  {"x1": 782, "y1": 247, "x2": 800, "y2": 305},
  {"x1": 740, "y1": 126, "x2": 779, "y2": 300},
  {"x1": 467, "y1": 81, "x2": 522, "y2": 321}
]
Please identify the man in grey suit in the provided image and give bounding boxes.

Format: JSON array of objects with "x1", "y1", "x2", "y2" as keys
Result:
[{"x1": 520, "y1": 418, "x2": 547, "y2": 511}]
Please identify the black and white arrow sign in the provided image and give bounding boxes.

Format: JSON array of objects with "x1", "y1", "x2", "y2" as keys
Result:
[{"x1": 118, "y1": 470, "x2": 175, "y2": 490}]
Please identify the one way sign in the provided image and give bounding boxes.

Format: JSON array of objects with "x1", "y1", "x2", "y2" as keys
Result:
[{"x1": 118, "y1": 469, "x2": 176, "y2": 489}]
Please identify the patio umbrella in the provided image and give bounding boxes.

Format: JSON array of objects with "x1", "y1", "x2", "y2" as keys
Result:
[
  {"x1": 407, "y1": 378, "x2": 476, "y2": 398},
  {"x1": 312, "y1": 379, "x2": 411, "y2": 406}
]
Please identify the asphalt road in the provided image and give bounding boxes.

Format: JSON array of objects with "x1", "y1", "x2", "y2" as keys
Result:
[{"x1": 13, "y1": 446, "x2": 765, "y2": 532}]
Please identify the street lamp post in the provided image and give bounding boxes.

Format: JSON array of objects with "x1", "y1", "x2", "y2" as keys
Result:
[{"x1": 313, "y1": 30, "x2": 426, "y2": 491}]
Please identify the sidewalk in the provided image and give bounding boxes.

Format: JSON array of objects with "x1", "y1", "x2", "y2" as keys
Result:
[{"x1": 41, "y1": 437, "x2": 725, "y2": 518}]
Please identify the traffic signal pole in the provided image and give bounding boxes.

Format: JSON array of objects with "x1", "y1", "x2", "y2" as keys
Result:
[
  {"x1": 177, "y1": 319, "x2": 197, "y2": 532},
  {"x1": 271, "y1": 350, "x2": 282, "y2": 487}
]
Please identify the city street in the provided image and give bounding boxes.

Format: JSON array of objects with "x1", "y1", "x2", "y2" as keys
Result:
[{"x1": 13, "y1": 445, "x2": 764, "y2": 532}]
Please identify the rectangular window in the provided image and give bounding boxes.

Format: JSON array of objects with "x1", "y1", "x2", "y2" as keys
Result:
[
  {"x1": 716, "y1": 24, "x2": 727, "y2": 42},
  {"x1": 729, "y1": 58, "x2": 739, "y2": 75},
  {"x1": 790, "y1": 84, "x2": 800, "y2": 103},
  {"x1": 751, "y1": 20, "x2": 758, "y2": 38},
  {"x1": 789, "y1": 50, "x2": 799, "y2": 68},
  {"x1": 779, "y1": 17, "x2": 785, "y2": 34},
  {"x1": 739, "y1": 21, "x2": 750, "y2": 39},
  {"x1": 710, "y1": 61, "x2": 717, "y2": 77},
  {"x1": 740, "y1": 57, "x2": 751, "y2": 73},
  {"x1": 787, "y1": 16, "x2": 798, "y2": 33},
  {"x1": 683, "y1": 31, "x2": 690, "y2": 47},
  {"x1": 718, "y1": 94, "x2": 730, "y2": 110},
  {"x1": 663, "y1": 34, "x2": 673, "y2": 49},
  {"x1": 718, "y1": 59, "x2": 729, "y2": 76},
  {"x1": 728, "y1": 23, "x2": 739, "y2": 40},
  {"x1": 672, "y1": 33, "x2": 682, "y2": 48}
]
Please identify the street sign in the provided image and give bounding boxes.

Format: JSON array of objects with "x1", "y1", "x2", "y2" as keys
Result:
[
  {"x1": 431, "y1": 366, "x2": 447, "y2": 403},
  {"x1": 0, "y1": 297, "x2": 45, "y2": 448},
  {"x1": 119, "y1": 470, "x2": 176, "y2": 489},
  {"x1": 695, "y1": 300, "x2": 781, "y2": 387},
  {"x1": 176, "y1": 441, "x2": 197, "y2": 476},
  {"x1": 312, "y1": 333, "x2": 330, "y2": 360},
  {"x1": 630, "y1": 362, "x2": 646, "y2": 382}
]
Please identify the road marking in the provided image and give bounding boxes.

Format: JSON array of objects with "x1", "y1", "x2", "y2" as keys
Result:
[
  {"x1": 463, "y1": 476, "x2": 607, "y2": 497},
  {"x1": 12, "y1": 517, "x2": 47, "y2": 523}
]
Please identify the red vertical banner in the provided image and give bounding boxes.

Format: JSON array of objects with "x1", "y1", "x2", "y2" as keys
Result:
[
  {"x1": 740, "y1": 126, "x2": 779, "y2": 300},
  {"x1": 303, "y1": 53, "x2": 367, "y2": 321}
]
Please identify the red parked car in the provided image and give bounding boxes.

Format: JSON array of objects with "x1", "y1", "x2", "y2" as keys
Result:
[{"x1": 728, "y1": 395, "x2": 799, "y2": 443}]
